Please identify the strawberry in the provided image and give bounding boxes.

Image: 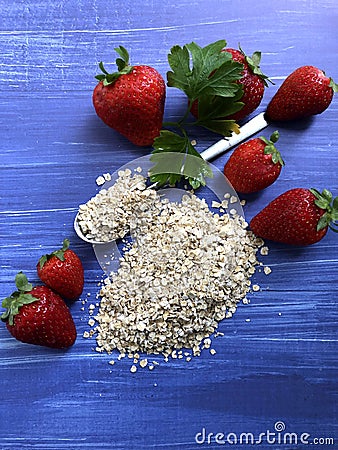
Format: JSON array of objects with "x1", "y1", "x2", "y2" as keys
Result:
[
  {"x1": 266, "y1": 66, "x2": 338, "y2": 121},
  {"x1": 250, "y1": 188, "x2": 338, "y2": 246},
  {"x1": 37, "y1": 239, "x2": 84, "y2": 301},
  {"x1": 93, "y1": 45, "x2": 166, "y2": 146},
  {"x1": 223, "y1": 130, "x2": 283, "y2": 194},
  {"x1": 1, "y1": 272, "x2": 76, "y2": 348},
  {"x1": 190, "y1": 46, "x2": 271, "y2": 122}
]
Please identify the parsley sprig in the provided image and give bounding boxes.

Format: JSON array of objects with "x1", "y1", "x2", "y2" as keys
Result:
[{"x1": 150, "y1": 40, "x2": 244, "y2": 188}]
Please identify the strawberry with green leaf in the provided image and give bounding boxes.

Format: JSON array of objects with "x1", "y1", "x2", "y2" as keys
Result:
[
  {"x1": 1, "y1": 272, "x2": 76, "y2": 349},
  {"x1": 93, "y1": 46, "x2": 166, "y2": 146},
  {"x1": 37, "y1": 239, "x2": 84, "y2": 301},
  {"x1": 266, "y1": 65, "x2": 338, "y2": 121},
  {"x1": 250, "y1": 188, "x2": 338, "y2": 246},
  {"x1": 223, "y1": 130, "x2": 284, "y2": 194}
]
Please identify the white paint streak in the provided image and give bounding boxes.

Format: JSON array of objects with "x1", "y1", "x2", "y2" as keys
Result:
[
  {"x1": 0, "y1": 19, "x2": 239, "y2": 36},
  {"x1": 0, "y1": 207, "x2": 76, "y2": 215}
]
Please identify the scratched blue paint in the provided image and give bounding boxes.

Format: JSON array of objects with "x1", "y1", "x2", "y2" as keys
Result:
[{"x1": 0, "y1": 0, "x2": 337, "y2": 449}]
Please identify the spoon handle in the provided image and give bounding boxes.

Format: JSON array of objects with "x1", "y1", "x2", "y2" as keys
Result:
[{"x1": 200, "y1": 112, "x2": 269, "y2": 161}]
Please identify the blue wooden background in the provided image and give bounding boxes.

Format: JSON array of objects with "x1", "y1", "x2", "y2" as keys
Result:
[{"x1": 0, "y1": 1, "x2": 337, "y2": 449}]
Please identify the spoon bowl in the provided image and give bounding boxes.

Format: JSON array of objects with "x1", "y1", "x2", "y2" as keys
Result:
[{"x1": 73, "y1": 153, "x2": 244, "y2": 272}]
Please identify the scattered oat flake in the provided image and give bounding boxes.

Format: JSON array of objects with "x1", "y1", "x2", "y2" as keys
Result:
[
  {"x1": 212, "y1": 201, "x2": 222, "y2": 208},
  {"x1": 252, "y1": 284, "x2": 260, "y2": 291},
  {"x1": 130, "y1": 365, "x2": 138, "y2": 373},
  {"x1": 140, "y1": 359, "x2": 148, "y2": 368},
  {"x1": 264, "y1": 266, "x2": 272, "y2": 275},
  {"x1": 95, "y1": 176, "x2": 105, "y2": 186}
]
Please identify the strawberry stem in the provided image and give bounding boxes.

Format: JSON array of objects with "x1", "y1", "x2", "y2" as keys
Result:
[{"x1": 260, "y1": 130, "x2": 284, "y2": 166}]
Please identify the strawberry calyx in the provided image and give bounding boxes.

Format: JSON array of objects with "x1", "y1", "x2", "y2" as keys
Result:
[
  {"x1": 310, "y1": 188, "x2": 338, "y2": 232},
  {"x1": 260, "y1": 130, "x2": 284, "y2": 165},
  {"x1": 238, "y1": 44, "x2": 274, "y2": 87},
  {"x1": 38, "y1": 238, "x2": 70, "y2": 269},
  {"x1": 1, "y1": 272, "x2": 38, "y2": 326},
  {"x1": 329, "y1": 77, "x2": 338, "y2": 93},
  {"x1": 95, "y1": 45, "x2": 133, "y2": 86}
]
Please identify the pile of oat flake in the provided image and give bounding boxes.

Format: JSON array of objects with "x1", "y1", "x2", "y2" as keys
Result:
[{"x1": 82, "y1": 168, "x2": 270, "y2": 370}]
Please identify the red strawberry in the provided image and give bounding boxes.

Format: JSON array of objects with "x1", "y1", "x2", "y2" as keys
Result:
[
  {"x1": 93, "y1": 45, "x2": 166, "y2": 146},
  {"x1": 224, "y1": 130, "x2": 283, "y2": 194},
  {"x1": 266, "y1": 66, "x2": 338, "y2": 121},
  {"x1": 37, "y1": 239, "x2": 84, "y2": 301},
  {"x1": 1, "y1": 272, "x2": 76, "y2": 348},
  {"x1": 250, "y1": 188, "x2": 338, "y2": 246},
  {"x1": 191, "y1": 46, "x2": 271, "y2": 122}
]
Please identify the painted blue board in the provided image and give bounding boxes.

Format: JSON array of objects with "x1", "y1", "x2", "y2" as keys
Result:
[{"x1": 0, "y1": 0, "x2": 337, "y2": 449}]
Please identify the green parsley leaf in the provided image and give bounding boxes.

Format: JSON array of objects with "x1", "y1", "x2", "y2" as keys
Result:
[
  {"x1": 150, "y1": 40, "x2": 247, "y2": 189},
  {"x1": 195, "y1": 94, "x2": 243, "y2": 136},
  {"x1": 167, "y1": 40, "x2": 243, "y2": 101},
  {"x1": 150, "y1": 131, "x2": 213, "y2": 189}
]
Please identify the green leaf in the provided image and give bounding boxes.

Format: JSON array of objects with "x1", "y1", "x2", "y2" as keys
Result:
[
  {"x1": 321, "y1": 189, "x2": 333, "y2": 203},
  {"x1": 167, "y1": 40, "x2": 243, "y2": 101},
  {"x1": 152, "y1": 130, "x2": 188, "y2": 154},
  {"x1": 150, "y1": 131, "x2": 213, "y2": 189},
  {"x1": 167, "y1": 45, "x2": 192, "y2": 92},
  {"x1": 329, "y1": 77, "x2": 338, "y2": 93},
  {"x1": 38, "y1": 239, "x2": 70, "y2": 269},
  {"x1": 98, "y1": 61, "x2": 109, "y2": 75},
  {"x1": 95, "y1": 46, "x2": 133, "y2": 86},
  {"x1": 1, "y1": 293, "x2": 37, "y2": 326},
  {"x1": 197, "y1": 93, "x2": 244, "y2": 121},
  {"x1": 239, "y1": 44, "x2": 274, "y2": 87},
  {"x1": 52, "y1": 238, "x2": 69, "y2": 261},
  {"x1": 196, "y1": 60, "x2": 244, "y2": 98},
  {"x1": 15, "y1": 272, "x2": 32, "y2": 293},
  {"x1": 311, "y1": 188, "x2": 330, "y2": 209},
  {"x1": 310, "y1": 188, "x2": 338, "y2": 233},
  {"x1": 199, "y1": 118, "x2": 240, "y2": 137},
  {"x1": 261, "y1": 131, "x2": 284, "y2": 166},
  {"x1": 333, "y1": 196, "x2": 338, "y2": 211},
  {"x1": 114, "y1": 45, "x2": 130, "y2": 70},
  {"x1": 1, "y1": 273, "x2": 38, "y2": 325},
  {"x1": 317, "y1": 212, "x2": 330, "y2": 231}
]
